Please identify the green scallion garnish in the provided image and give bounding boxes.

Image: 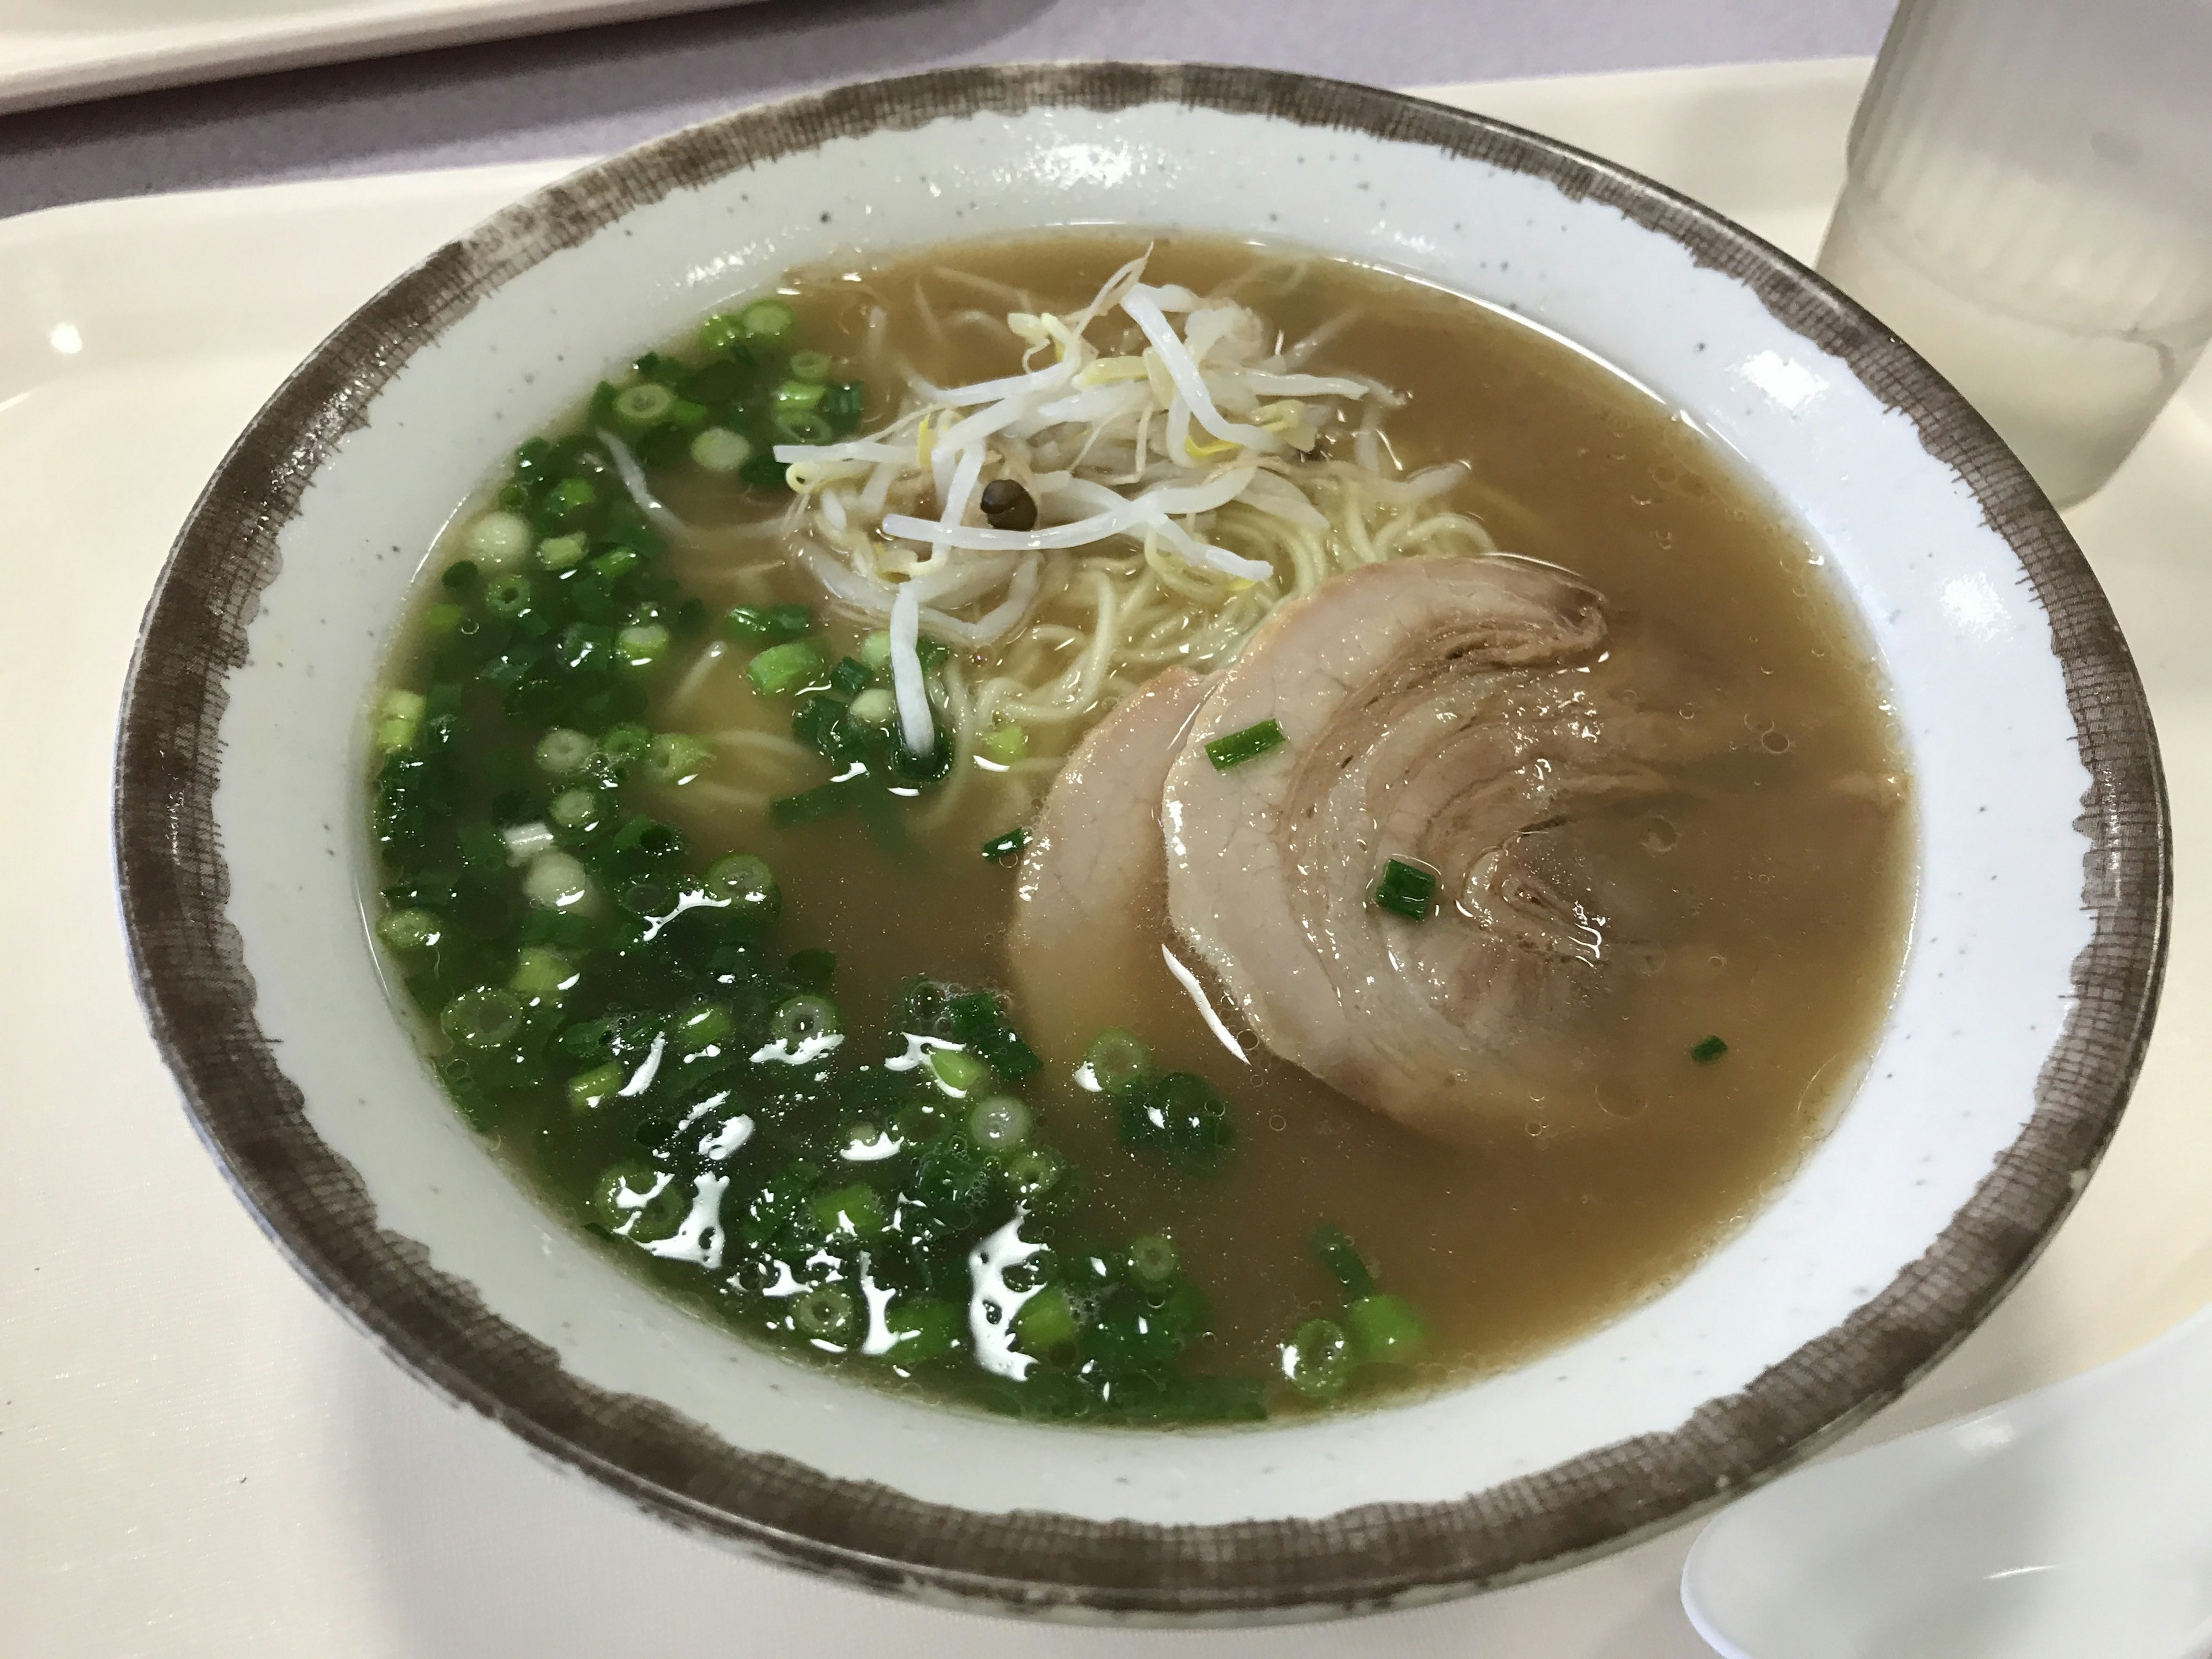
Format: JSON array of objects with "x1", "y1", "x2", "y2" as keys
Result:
[
  {"x1": 747, "y1": 641, "x2": 825, "y2": 696},
  {"x1": 723, "y1": 603, "x2": 813, "y2": 645},
  {"x1": 1691, "y1": 1035, "x2": 1730, "y2": 1065},
  {"x1": 1204, "y1": 717, "x2": 1285, "y2": 770},
  {"x1": 1373, "y1": 858, "x2": 1438, "y2": 920},
  {"x1": 737, "y1": 297, "x2": 794, "y2": 342},
  {"x1": 611, "y1": 381, "x2": 677, "y2": 433},
  {"x1": 981, "y1": 827, "x2": 1028, "y2": 863}
]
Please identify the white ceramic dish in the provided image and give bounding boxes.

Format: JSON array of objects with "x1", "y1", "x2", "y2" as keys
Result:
[
  {"x1": 1684, "y1": 1301, "x2": 2212, "y2": 1659},
  {"x1": 111, "y1": 64, "x2": 2165, "y2": 1621},
  {"x1": 0, "y1": 0, "x2": 760, "y2": 116}
]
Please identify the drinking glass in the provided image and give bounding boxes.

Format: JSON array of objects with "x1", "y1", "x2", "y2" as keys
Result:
[{"x1": 1819, "y1": 0, "x2": 2212, "y2": 505}]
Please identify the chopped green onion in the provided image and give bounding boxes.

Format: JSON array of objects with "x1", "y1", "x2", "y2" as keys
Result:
[
  {"x1": 535, "y1": 533, "x2": 588, "y2": 571},
  {"x1": 774, "y1": 378, "x2": 828, "y2": 414},
  {"x1": 1691, "y1": 1034, "x2": 1730, "y2": 1065},
  {"x1": 1005, "y1": 1145, "x2": 1066, "y2": 1204},
  {"x1": 927, "y1": 1048, "x2": 989, "y2": 1098},
  {"x1": 422, "y1": 602, "x2": 465, "y2": 635},
  {"x1": 738, "y1": 450, "x2": 790, "y2": 493},
  {"x1": 373, "y1": 688, "x2": 425, "y2": 754},
  {"x1": 724, "y1": 603, "x2": 815, "y2": 646},
  {"x1": 510, "y1": 946, "x2": 578, "y2": 1002},
  {"x1": 482, "y1": 574, "x2": 532, "y2": 618},
  {"x1": 980, "y1": 827, "x2": 1028, "y2": 864},
  {"x1": 616, "y1": 623, "x2": 671, "y2": 669},
  {"x1": 1373, "y1": 857, "x2": 1438, "y2": 920},
  {"x1": 643, "y1": 732, "x2": 710, "y2": 785},
  {"x1": 791, "y1": 1283, "x2": 861, "y2": 1343},
  {"x1": 809, "y1": 1183, "x2": 886, "y2": 1240},
  {"x1": 441, "y1": 986, "x2": 524, "y2": 1050},
  {"x1": 858, "y1": 630, "x2": 893, "y2": 672},
  {"x1": 773, "y1": 410, "x2": 834, "y2": 445},
  {"x1": 590, "y1": 1161, "x2": 681, "y2": 1237},
  {"x1": 1014, "y1": 1285, "x2": 1078, "y2": 1353},
  {"x1": 588, "y1": 547, "x2": 639, "y2": 583},
  {"x1": 696, "y1": 313, "x2": 744, "y2": 351},
  {"x1": 534, "y1": 728, "x2": 595, "y2": 778},
  {"x1": 597, "y1": 724, "x2": 652, "y2": 769},
  {"x1": 439, "y1": 1056, "x2": 498, "y2": 1131},
  {"x1": 1312, "y1": 1224, "x2": 1377, "y2": 1300},
  {"x1": 820, "y1": 381, "x2": 866, "y2": 432},
  {"x1": 457, "y1": 821, "x2": 506, "y2": 871},
  {"x1": 847, "y1": 687, "x2": 896, "y2": 726},
  {"x1": 1117, "y1": 1070, "x2": 1235, "y2": 1174},
  {"x1": 879, "y1": 1298, "x2": 963, "y2": 1364},
  {"x1": 1083, "y1": 1028, "x2": 1151, "y2": 1094},
  {"x1": 544, "y1": 477, "x2": 597, "y2": 519},
  {"x1": 440, "y1": 559, "x2": 479, "y2": 592},
  {"x1": 748, "y1": 641, "x2": 825, "y2": 696},
  {"x1": 376, "y1": 907, "x2": 442, "y2": 952},
  {"x1": 611, "y1": 381, "x2": 677, "y2": 432},
  {"x1": 704, "y1": 853, "x2": 779, "y2": 921},
  {"x1": 736, "y1": 298, "x2": 795, "y2": 342},
  {"x1": 673, "y1": 1001, "x2": 734, "y2": 1051},
  {"x1": 1281, "y1": 1318, "x2": 1355, "y2": 1401},
  {"x1": 567, "y1": 1062, "x2": 623, "y2": 1116},
  {"x1": 463, "y1": 509, "x2": 533, "y2": 569},
  {"x1": 968, "y1": 1094, "x2": 1032, "y2": 1151},
  {"x1": 522, "y1": 851, "x2": 595, "y2": 912},
  {"x1": 548, "y1": 788, "x2": 600, "y2": 829},
  {"x1": 827, "y1": 656, "x2": 873, "y2": 698},
  {"x1": 790, "y1": 692, "x2": 847, "y2": 756},
  {"x1": 769, "y1": 993, "x2": 841, "y2": 1044},
  {"x1": 979, "y1": 722, "x2": 1028, "y2": 764},
  {"x1": 974, "y1": 1027, "x2": 1042, "y2": 1080},
  {"x1": 501, "y1": 821, "x2": 556, "y2": 865},
  {"x1": 1127, "y1": 1233, "x2": 1179, "y2": 1286},
  {"x1": 1205, "y1": 717, "x2": 1285, "y2": 770},
  {"x1": 787, "y1": 349, "x2": 833, "y2": 384},
  {"x1": 689, "y1": 427, "x2": 753, "y2": 473},
  {"x1": 1347, "y1": 1294, "x2": 1428, "y2": 1363}
]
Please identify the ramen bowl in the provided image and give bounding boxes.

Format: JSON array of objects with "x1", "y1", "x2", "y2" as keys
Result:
[{"x1": 115, "y1": 63, "x2": 2165, "y2": 1622}]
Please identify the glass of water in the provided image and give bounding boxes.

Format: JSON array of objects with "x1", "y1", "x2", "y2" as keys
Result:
[{"x1": 1819, "y1": 0, "x2": 2212, "y2": 506}]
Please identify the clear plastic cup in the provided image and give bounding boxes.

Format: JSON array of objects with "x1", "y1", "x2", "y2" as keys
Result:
[{"x1": 1818, "y1": 0, "x2": 2212, "y2": 506}]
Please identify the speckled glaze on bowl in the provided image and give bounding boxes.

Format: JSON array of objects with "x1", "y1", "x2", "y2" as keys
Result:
[{"x1": 113, "y1": 63, "x2": 2165, "y2": 1623}]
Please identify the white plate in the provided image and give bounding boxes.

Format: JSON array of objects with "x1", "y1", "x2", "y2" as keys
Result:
[
  {"x1": 0, "y1": 0, "x2": 761, "y2": 116},
  {"x1": 2, "y1": 57, "x2": 2207, "y2": 1654}
]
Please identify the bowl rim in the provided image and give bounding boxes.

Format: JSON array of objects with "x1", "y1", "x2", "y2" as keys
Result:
[{"x1": 112, "y1": 59, "x2": 2169, "y2": 1619}]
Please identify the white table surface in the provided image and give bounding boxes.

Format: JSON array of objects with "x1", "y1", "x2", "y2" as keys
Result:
[
  {"x1": 0, "y1": 0, "x2": 1899, "y2": 219},
  {"x1": 6, "y1": 48, "x2": 2211, "y2": 1659}
]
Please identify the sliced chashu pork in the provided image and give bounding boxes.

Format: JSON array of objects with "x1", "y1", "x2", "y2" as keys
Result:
[
  {"x1": 1161, "y1": 553, "x2": 1672, "y2": 1142},
  {"x1": 1007, "y1": 668, "x2": 1212, "y2": 1056}
]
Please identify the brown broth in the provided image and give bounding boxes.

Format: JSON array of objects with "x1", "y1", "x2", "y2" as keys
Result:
[
  {"x1": 391, "y1": 230, "x2": 1912, "y2": 1416},
  {"x1": 642, "y1": 233, "x2": 1911, "y2": 1390}
]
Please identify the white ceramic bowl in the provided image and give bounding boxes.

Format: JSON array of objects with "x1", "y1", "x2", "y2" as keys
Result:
[{"x1": 115, "y1": 64, "x2": 2166, "y2": 1622}]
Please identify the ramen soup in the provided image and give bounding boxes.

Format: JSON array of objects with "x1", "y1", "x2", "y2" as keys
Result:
[{"x1": 366, "y1": 232, "x2": 1912, "y2": 1425}]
